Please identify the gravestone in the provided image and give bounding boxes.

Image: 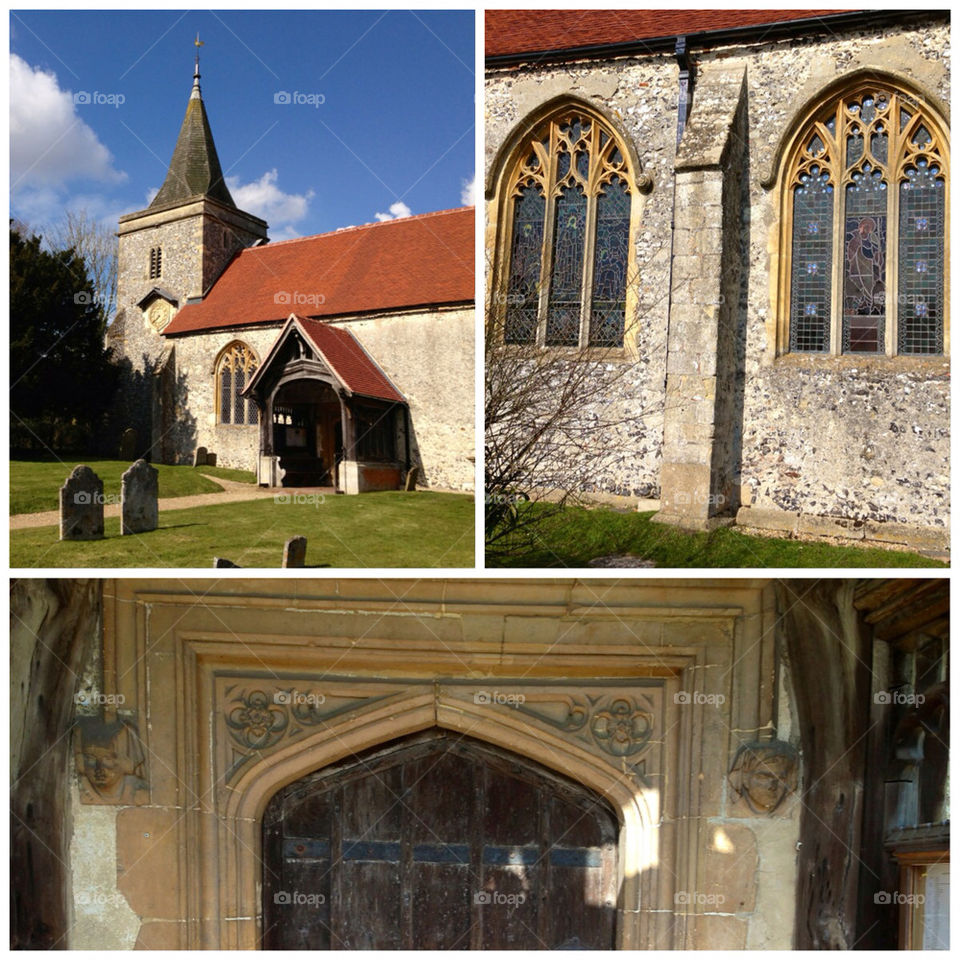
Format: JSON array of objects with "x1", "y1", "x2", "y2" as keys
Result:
[
  {"x1": 119, "y1": 428, "x2": 138, "y2": 461},
  {"x1": 213, "y1": 557, "x2": 241, "y2": 568},
  {"x1": 404, "y1": 466, "x2": 420, "y2": 491},
  {"x1": 207, "y1": 452, "x2": 217, "y2": 467},
  {"x1": 121, "y1": 459, "x2": 159, "y2": 535},
  {"x1": 282, "y1": 536, "x2": 307, "y2": 568},
  {"x1": 194, "y1": 447, "x2": 208, "y2": 467},
  {"x1": 60, "y1": 466, "x2": 104, "y2": 540}
]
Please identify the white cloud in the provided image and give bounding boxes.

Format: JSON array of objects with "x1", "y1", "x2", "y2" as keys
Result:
[
  {"x1": 145, "y1": 186, "x2": 159, "y2": 206},
  {"x1": 10, "y1": 54, "x2": 125, "y2": 189},
  {"x1": 374, "y1": 200, "x2": 412, "y2": 222},
  {"x1": 460, "y1": 173, "x2": 476, "y2": 206},
  {"x1": 226, "y1": 169, "x2": 313, "y2": 234}
]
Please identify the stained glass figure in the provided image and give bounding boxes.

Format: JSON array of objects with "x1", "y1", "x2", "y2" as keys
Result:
[
  {"x1": 546, "y1": 183, "x2": 587, "y2": 345},
  {"x1": 842, "y1": 171, "x2": 886, "y2": 353},
  {"x1": 504, "y1": 185, "x2": 545, "y2": 344},
  {"x1": 590, "y1": 177, "x2": 630, "y2": 347}
]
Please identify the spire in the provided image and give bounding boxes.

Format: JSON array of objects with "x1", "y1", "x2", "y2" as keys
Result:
[{"x1": 149, "y1": 35, "x2": 236, "y2": 210}]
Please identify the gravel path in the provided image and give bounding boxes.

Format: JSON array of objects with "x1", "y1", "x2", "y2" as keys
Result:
[{"x1": 10, "y1": 474, "x2": 277, "y2": 530}]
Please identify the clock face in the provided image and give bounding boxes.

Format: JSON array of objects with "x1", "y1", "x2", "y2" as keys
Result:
[{"x1": 146, "y1": 300, "x2": 171, "y2": 332}]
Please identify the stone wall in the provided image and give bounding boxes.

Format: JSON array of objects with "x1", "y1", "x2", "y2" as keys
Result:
[{"x1": 485, "y1": 15, "x2": 950, "y2": 537}]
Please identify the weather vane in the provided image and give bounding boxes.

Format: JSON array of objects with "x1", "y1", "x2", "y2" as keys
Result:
[{"x1": 193, "y1": 32, "x2": 204, "y2": 81}]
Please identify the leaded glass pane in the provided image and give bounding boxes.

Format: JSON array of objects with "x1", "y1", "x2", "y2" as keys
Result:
[
  {"x1": 546, "y1": 183, "x2": 586, "y2": 346},
  {"x1": 576, "y1": 150, "x2": 589, "y2": 179},
  {"x1": 846, "y1": 131, "x2": 863, "y2": 167},
  {"x1": 870, "y1": 130, "x2": 887, "y2": 164},
  {"x1": 220, "y1": 367, "x2": 232, "y2": 423},
  {"x1": 233, "y1": 368, "x2": 246, "y2": 423},
  {"x1": 912, "y1": 124, "x2": 932, "y2": 148},
  {"x1": 808, "y1": 134, "x2": 825, "y2": 157},
  {"x1": 504, "y1": 185, "x2": 544, "y2": 344},
  {"x1": 789, "y1": 170, "x2": 833, "y2": 352},
  {"x1": 247, "y1": 398, "x2": 258, "y2": 425},
  {"x1": 860, "y1": 96, "x2": 877, "y2": 124},
  {"x1": 842, "y1": 170, "x2": 887, "y2": 353},
  {"x1": 589, "y1": 177, "x2": 630, "y2": 347},
  {"x1": 898, "y1": 163, "x2": 944, "y2": 355}
]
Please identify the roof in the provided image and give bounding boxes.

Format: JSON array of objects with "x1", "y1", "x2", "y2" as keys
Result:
[
  {"x1": 150, "y1": 73, "x2": 235, "y2": 209},
  {"x1": 164, "y1": 207, "x2": 474, "y2": 335},
  {"x1": 485, "y1": 10, "x2": 854, "y2": 58},
  {"x1": 246, "y1": 314, "x2": 405, "y2": 404}
]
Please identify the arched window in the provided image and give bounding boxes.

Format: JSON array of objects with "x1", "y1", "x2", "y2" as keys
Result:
[
  {"x1": 497, "y1": 108, "x2": 638, "y2": 349},
  {"x1": 216, "y1": 342, "x2": 259, "y2": 425},
  {"x1": 782, "y1": 83, "x2": 948, "y2": 356}
]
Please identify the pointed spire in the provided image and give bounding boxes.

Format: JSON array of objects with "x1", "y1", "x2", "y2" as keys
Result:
[{"x1": 149, "y1": 35, "x2": 236, "y2": 210}]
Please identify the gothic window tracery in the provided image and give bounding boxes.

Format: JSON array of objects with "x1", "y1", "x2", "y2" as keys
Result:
[
  {"x1": 785, "y1": 85, "x2": 948, "y2": 356},
  {"x1": 499, "y1": 110, "x2": 636, "y2": 349},
  {"x1": 216, "y1": 342, "x2": 259, "y2": 425}
]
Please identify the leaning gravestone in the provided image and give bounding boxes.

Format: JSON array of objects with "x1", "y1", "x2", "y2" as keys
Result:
[
  {"x1": 60, "y1": 465, "x2": 105, "y2": 541},
  {"x1": 282, "y1": 536, "x2": 307, "y2": 568},
  {"x1": 194, "y1": 446, "x2": 208, "y2": 467},
  {"x1": 119, "y1": 428, "x2": 138, "y2": 461},
  {"x1": 121, "y1": 459, "x2": 159, "y2": 535}
]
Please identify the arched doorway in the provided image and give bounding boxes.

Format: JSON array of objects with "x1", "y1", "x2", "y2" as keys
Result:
[{"x1": 261, "y1": 730, "x2": 619, "y2": 949}]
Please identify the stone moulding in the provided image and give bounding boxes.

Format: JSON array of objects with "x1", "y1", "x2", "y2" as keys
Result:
[{"x1": 98, "y1": 578, "x2": 782, "y2": 950}]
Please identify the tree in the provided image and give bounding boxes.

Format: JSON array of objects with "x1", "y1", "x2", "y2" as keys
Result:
[
  {"x1": 42, "y1": 208, "x2": 118, "y2": 320},
  {"x1": 10, "y1": 224, "x2": 119, "y2": 453}
]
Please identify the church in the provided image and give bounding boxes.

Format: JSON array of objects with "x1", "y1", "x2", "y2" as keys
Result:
[
  {"x1": 485, "y1": 10, "x2": 948, "y2": 554},
  {"x1": 109, "y1": 54, "x2": 474, "y2": 494}
]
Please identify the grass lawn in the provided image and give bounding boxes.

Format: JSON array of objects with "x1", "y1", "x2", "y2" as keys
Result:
[
  {"x1": 10, "y1": 458, "x2": 256, "y2": 515},
  {"x1": 487, "y1": 507, "x2": 946, "y2": 568},
  {"x1": 10, "y1": 491, "x2": 474, "y2": 568}
]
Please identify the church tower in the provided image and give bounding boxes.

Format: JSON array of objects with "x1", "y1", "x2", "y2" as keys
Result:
[{"x1": 111, "y1": 40, "x2": 268, "y2": 458}]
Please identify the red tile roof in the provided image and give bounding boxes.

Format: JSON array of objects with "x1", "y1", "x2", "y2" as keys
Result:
[
  {"x1": 485, "y1": 10, "x2": 852, "y2": 58},
  {"x1": 164, "y1": 207, "x2": 473, "y2": 335},
  {"x1": 295, "y1": 315, "x2": 405, "y2": 403}
]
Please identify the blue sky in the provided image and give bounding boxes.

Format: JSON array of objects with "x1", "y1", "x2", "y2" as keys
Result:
[{"x1": 10, "y1": 9, "x2": 475, "y2": 240}]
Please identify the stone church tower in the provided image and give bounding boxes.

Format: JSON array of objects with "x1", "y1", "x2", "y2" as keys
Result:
[{"x1": 111, "y1": 48, "x2": 267, "y2": 460}]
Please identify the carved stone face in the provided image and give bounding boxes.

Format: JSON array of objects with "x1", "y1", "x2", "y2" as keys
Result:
[
  {"x1": 729, "y1": 741, "x2": 798, "y2": 814},
  {"x1": 82, "y1": 744, "x2": 126, "y2": 795}
]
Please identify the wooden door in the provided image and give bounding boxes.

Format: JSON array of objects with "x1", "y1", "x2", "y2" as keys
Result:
[{"x1": 262, "y1": 731, "x2": 618, "y2": 949}]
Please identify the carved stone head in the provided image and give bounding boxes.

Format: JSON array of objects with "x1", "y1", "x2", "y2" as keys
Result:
[
  {"x1": 728, "y1": 740, "x2": 798, "y2": 814},
  {"x1": 74, "y1": 717, "x2": 148, "y2": 805}
]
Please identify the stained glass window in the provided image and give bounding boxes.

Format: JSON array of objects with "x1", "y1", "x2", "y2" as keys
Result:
[
  {"x1": 500, "y1": 110, "x2": 635, "y2": 348},
  {"x1": 217, "y1": 342, "x2": 259, "y2": 425},
  {"x1": 785, "y1": 85, "x2": 947, "y2": 357},
  {"x1": 790, "y1": 168, "x2": 833, "y2": 352},
  {"x1": 842, "y1": 169, "x2": 886, "y2": 353},
  {"x1": 898, "y1": 162, "x2": 945, "y2": 354},
  {"x1": 546, "y1": 184, "x2": 587, "y2": 345},
  {"x1": 504, "y1": 185, "x2": 544, "y2": 344},
  {"x1": 590, "y1": 177, "x2": 631, "y2": 347}
]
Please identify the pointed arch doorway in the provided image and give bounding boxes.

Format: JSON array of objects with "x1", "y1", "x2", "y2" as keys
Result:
[{"x1": 261, "y1": 730, "x2": 619, "y2": 950}]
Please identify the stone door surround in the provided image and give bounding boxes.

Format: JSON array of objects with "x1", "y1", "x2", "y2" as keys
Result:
[{"x1": 97, "y1": 579, "x2": 782, "y2": 949}]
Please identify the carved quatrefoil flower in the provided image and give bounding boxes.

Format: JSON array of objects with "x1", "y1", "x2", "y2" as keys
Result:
[
  {"x1": 226, "y1": 690, "x2": 288, "y2": 750},
  {"x1": 590, "y1": 698, "x2": 653, "y2": 757}
]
